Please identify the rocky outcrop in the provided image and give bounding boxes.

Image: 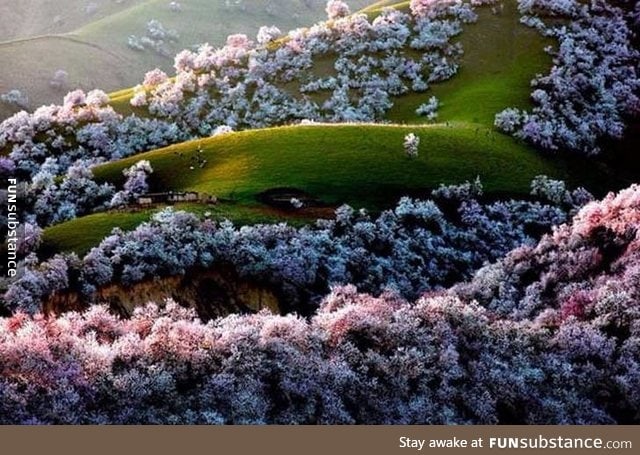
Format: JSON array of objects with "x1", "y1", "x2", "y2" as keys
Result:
[{"x1": 43, "y1": 267, "x2": 280, "y2": 320}]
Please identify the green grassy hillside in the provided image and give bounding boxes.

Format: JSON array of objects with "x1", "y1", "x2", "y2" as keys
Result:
[
  {"x1": 41, "y1": 210, "x2": 153, "y2": 257},
  {"x1": 388, "y1": 1, "x2": 552, "y2": 125},
  {"x1": 40, "y1": 201, "x2": 319, "y2": 256},
  {"x1": 42, "y1": 2, "x2": 604, "y2": 256},
  {"x1": 43, "y1": 121, "x2": 604, "y2": 255},
  {"x1": 94, "y1": 123, "x2": 568, "y2": 202},
  {"x1": 108, "y1": 1, "x2": 550, "y2": 126},
  {"x1": 1, "y1": 0, "x2": 369, "y2": 119}
]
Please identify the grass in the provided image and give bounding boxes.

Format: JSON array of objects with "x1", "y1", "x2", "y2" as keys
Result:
[
  {"x1": 93, "y1": 123, "x2": 573, "y2": 205},
  {"x1": 47, "y1": 121, "x2": 613, "y2": 256},
  {"x1": 387, "y1": 1, "x2": 552, "y2": 124},
  {"x1": 41, "y1": 210, "x2": 153, "y2": 257},
  {"x1": 41, "y1": 200, "x2": 322, "y2": 256},
  {"x1": 43, "y1": 1, "x2": 590, "y2": 255},
  {"x1": 0, "y1": 0, "x2": 370, "y2": 119}
]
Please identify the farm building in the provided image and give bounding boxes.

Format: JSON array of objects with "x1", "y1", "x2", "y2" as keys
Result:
[{"x1": 136, "y1": 192, "x2": 217, "y2": 206}]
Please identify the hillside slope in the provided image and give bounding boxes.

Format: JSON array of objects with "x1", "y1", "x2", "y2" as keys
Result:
[
  {"x1": 0, "y1": 0, "x2": 148, "y2": 41},
  {"x1": 26, "y1": 1, "x2": 623, "y2": 254},
  {"x1": 93, "y1": 123, "x2": 569, "y2": 201},
  {"x1": 107, "y1": 0, "x2": 550, "y2": 127},
  {"x1": 0, "y1": 35, "x2": 133, "y2": 117},
  {"x1": 43, "y1": 122, "x2": 605, "y2": 255},
  {"x1": 389, "y1": 1, "x2": 551, "y2": 124},
  {"x1": 0, "y1": 0, "x2": 370, "y2": 119}
]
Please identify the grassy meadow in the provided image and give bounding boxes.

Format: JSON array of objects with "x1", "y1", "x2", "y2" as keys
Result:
[
  {"x1": 0, "y1": 0, "x2": 369, "y2": 119},
  {"x1": 35, "y1": 1, "x2": 621, "y2": 255}
]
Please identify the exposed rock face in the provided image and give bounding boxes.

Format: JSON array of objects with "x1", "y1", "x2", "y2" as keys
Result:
[{"x1": 43, "y1": 267, "x2": 280, "y2": 320}]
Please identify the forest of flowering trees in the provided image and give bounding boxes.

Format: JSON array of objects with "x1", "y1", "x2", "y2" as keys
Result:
[
  {"x1": 0, "y1": 0, "x2": 485, "y2": 244},
  {"x1": 0, "y1": 0, "x2": 636, "y2": 241},
  {"x1": 4, "y1": 177, "x2": 591, "y2": 315},
  {"x1": 0, "y1": 184, "x2": 638, "y2": 424},
  {"x1": 495, "y1": 0, "x2": 640, "y2": 154},
  {"x1": 0, "y1": 0, "x2": 639, "y2": 425}
]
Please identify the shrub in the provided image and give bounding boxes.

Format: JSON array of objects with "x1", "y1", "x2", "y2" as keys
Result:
[
  {"x1": 403, "y1": 133, "x2": 420, "y2": 157},
  {"x1": 49, "y1": 70, "x2": 69, "y2": 91},
  {"x1": 110, "y1": 160, "x2": 154, "y2": 208},
  {"x1": 326, "y1": 0, "x2": 351, "y2": 20},
  {"x1": 501, "y1": 0, "x2": 640, "y2": 154},
  {"x1": 5, "y1": 178, "x2": 586, "y2": 314}
]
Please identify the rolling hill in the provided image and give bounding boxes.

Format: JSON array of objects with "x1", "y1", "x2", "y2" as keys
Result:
[
  {"x1": 0, "y1": 0, "x2": 370, "y2": 119},
  {"x1": 92, "y1": 123, "x2": 570, "y2": 201},
  {"x1": 37, "y1": 1, "x2": 625, "y2": 254},
  {"x1": 43, "y1": 122, "x2": 613, "y2": 255},
  {"x1": 0, "y1": 0, "x2": 148, "y2": 41},
  {"x1": 107, "y1": 1, "x2": 551, "y2": 122},
  {"x1": 3, "y1": 1, "x2": 639, "y2": 426}
]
